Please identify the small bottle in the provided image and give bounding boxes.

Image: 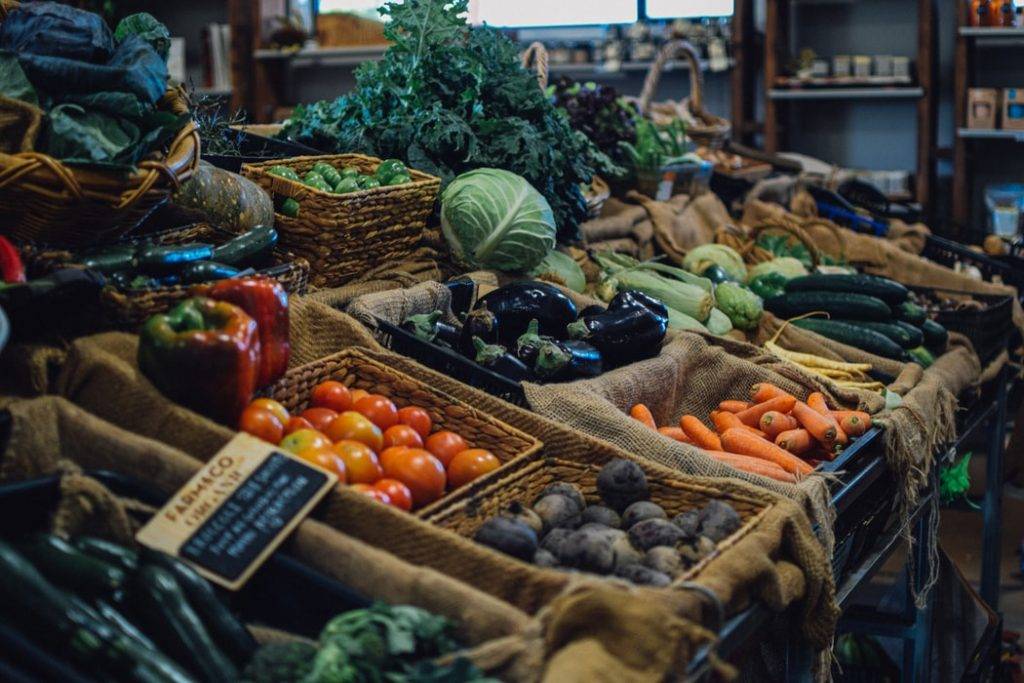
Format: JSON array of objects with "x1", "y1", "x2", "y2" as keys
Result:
[
  {"x1": 993, "y1": 0, "x2": 1019, "y2": 27},
  {"x1": 970, "y1": 0, "x2": 992, "y2": 27}
]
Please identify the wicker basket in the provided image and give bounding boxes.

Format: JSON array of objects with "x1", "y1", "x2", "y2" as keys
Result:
[
  {"x1": 19, "y1": 223, "x2": 310, "y2": 330},
  {"x1": 637, "y1": 40, "x2": 731, "y2": 149},
  {"x1": 242, "y1": 154, "x2": 440, "y2": 287},
  {"x1": 267, "y1": 348, "x2": 543, "y2": 517},
  {"x1": 520, "y1": 41, "x2": 549, "y2": 90}
]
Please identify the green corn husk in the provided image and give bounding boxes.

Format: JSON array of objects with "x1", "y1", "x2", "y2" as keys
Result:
[
  {"x1": 611, "y1": 268, "x2": 714, "y2": 323},
  {"x1": 705, "y1": 307, "x2": 733, "y2": 336},
  {"x1": 666, "y1": 307, "x2": 708, "y2": 332},
  {"x1": 593, "y1": 252, "x2": 713, "y2": 292}
]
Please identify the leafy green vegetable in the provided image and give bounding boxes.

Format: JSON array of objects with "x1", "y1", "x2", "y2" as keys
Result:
[
  {"x1": 242, "y1": 641, "x2": 318, "y2": 683},
  {"x1": 755, "y1": 232, "x2": 814, "y2": 268},
  {"x1": 114, "y1": 12, "x2": 170, "y2": 60},
  {"x1": 0, "y1": 51, "x2": 37, "y2": 105},
  {"x1": 530, "y1": 249, "x2": 586, "y2": 292},
  {"x1": 715, "y1": 282, "x2": 763, "y2": 331},
  {"x1": 440, "y1": 168, "x2": 556, "y2": 272},
  {"x1": 548, "y1": 76, "x2": 634, "y2": 178},
  {"x1": 618, "y1": 118, "x2": 695, "y2": 173},
  {"x1": 280, "y1": 0, "x2": 600, "y2": 242}
]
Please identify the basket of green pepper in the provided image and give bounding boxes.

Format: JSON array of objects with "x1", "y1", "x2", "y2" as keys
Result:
[{"x1": 242, "y1": 154, "x2": 441, "y2": 287}]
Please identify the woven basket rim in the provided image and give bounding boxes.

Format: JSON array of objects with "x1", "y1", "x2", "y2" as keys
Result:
[{"x1": 241, "y1": 152, "x2": 441, "y2": 199}]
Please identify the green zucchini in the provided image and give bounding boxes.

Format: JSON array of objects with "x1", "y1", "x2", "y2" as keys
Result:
[
  {"x1": 74, "y1": 536, "x2": 139, "y2": 574},
  {"x1": 764, "y1": 292, "x2": 893, "y2": 322},
  {"x1": 834, "y1": 320, "x2": 922, "y2": 349},
  {"x1": 136, "y1": 243, "x2": 214, "y2": 274},
  {"x1": 784, "y1": 274, "x2": 909, "y2": 305},
  {"x1": 133, "y1": 564, "x2": 239, "y2": 683},
  {"x1": 211, "y1": 225, "x2": 278, "y2": 266},
  {"x1": 18, "y1": 534, "x2": 126, "y2": 596},
  {"x1": 792, "y1": 318, "x2": 908, "y2": 360},
  {"x1": 94, "y1": 598, "x2": 157, "y2": 651},
  {"x1": 920, "y1": 319, "x2": 948, "y2": 350},
  {"x1": 178, "y1": 261, "x2": 241, "y2": 284},
  {"x1": 143, "y1": 549, "x2": 257, "y2": 666},
  {"x1": 79, "y1": 246, "x2": 136, "y2": 274},
  {"x1": 907, "y1": 346, "x2": 935, "y2": 368},
  {"x1": 896, "y1": 301, "x2": 927, "y2": 326}
]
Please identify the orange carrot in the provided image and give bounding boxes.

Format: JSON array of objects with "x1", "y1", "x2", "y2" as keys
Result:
[
  {"x1": 832, "y1": 410, "x2": 872, "y2": 430},
  {"x1": 712, "y1": 410, "x2": 742, "y2": 433},
  {"x1": 806, "y1": 392, "x2": 832, "y2": 416},
  {"x1": 680, "y1": 415, "x2": 722, "y2": 451},
  {"x1": 658, "y1": 426, "x2": 692, "y2": 443},
  {"x1": 775, "y1": 428, "x2": 814, "y2": 455},
  {"x1": 720, "y1": 428, "x2": 814, "y2": 476},
  {"x1": 838, "y1": 414, "x2": 867, "y2": 438},
  {"x1": 751, "y1": 383, "x2": 796, "y2": 403},
  {"x1": 718, "y1": 400, "x2": 751, "y2": 414},
  {"x1": 703, "y1": 450, "x2": 797, "y2": 483},
  {"x1": 791, "y1": 401, "x2": 837, "y2": 445},
  {"x1": 629, "y1": 404, "x2": 657, "y2": 430},
  {"x1": 759, "y1": 411, "x2": 799, "y2": 438},
  {"x1": 735, "y1": 395, "x2": 797, "y2": 427}
]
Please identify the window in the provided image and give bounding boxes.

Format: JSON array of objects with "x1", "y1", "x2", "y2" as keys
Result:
[
  {"x1": 469, "y1": 0, "x2": 637, "y2": 27},
  {"x1": 317, "y1": 0, "x2": 386, "y2": 20},
  {"x1": 645, "y1": 0, "x2": 734, "y2": 19}
]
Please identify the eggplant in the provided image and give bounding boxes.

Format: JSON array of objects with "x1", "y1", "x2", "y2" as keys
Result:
[
  {"x1": 533, "y1": 339, "x2": 603, "y2": 381},
  {"x1": 473, "y1": 281, "x2": 578, "y2": 345},
  {"x1": 566, "y1": 306, "x2": 667, "y2": 367},
  {"x1": 445, "y1": 277, "x2": 477, "y2": 317},
  {"x1": 579, "y1": 304, "x2": 608, "y2": 318},
  {"x1": 460, "y1": 304, "x2": 499, "y2": 355},
  {"x1": 472, "y1": 337, "x2": 533, "y2": 382},
  {"x1": 609, "y1": 290, "x2": 669, "y2": 319},
  {"x1": 401, "y1": 311, "x2": 461, "y2": 347},
  {"x1": 514, "y1": 319, "x2": 550, "y2": 367}
]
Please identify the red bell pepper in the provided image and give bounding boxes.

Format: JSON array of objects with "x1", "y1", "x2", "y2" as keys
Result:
[
  {"x1": 191, "y1": 276, "x2": 290, "y2": 387},
  {"x1": 0, "y1": 236, "x2": 25, "y2": 284}
]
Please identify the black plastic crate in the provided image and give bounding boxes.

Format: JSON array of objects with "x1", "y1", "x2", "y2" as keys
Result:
[
  {"x1": 919, "y1": 288, "x2": 1014, "y2": 367},
  {"x1": 922, "y1": 235, "x2": 1024, "y2": 299},
  {"x1": 202, "y1": 130, "x2": 321, "y2": 173},
  {"x1": 373, "y1": 318, "x2": 527, "y2": 407}
]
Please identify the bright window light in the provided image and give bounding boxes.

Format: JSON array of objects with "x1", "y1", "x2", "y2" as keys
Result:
[
  {"x1": 318, "y1": 0, "x2": 385, "y2": 18},
  {"x1": 645, "y1": 0, "x2": 734, "y2": 19},
  {"x1": 469, "y1": 0, "x2": 637, "y2": 27}
]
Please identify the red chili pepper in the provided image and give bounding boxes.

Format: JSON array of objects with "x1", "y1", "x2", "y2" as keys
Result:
[{"x1": 0, "y1": 236, "x2": 25, "y2": 284}]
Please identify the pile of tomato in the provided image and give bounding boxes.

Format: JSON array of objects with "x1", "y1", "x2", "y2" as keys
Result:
[{"x1": 237, "y1": 380, "x2": 501, "y2": 511}]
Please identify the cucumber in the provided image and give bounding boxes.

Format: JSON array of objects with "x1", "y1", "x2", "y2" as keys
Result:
[
  {"x1": 178, "y1": 261, "x2": 241, "y2": 284},
  {"x1": 896, "y1": 301, "x2": 927, "y2": 326},
  {"x1": 74, "y1": 536, "x2": 139, "y2": 574},
  {"x1": 792, "y1": 318, "x2": 908, "y2": 360},
  {"x1": 136, "y1": 243, "x2": 214, "y2": 274},
  {"x1": 143, "y1": 549, "x2": 257, "y2": 666},
  {"x1": 79, "y1": 246, "x2": 137, "y2": 274},
  {"x1": 894, "y1": 321, "x2": 925, "y2": 349},
  {"x1": 94, "y1": 598, "x2": 157, "y2": 651},
  {"x1": 764, "y1": 292, "x2": 893, "y2": 322},
  {"x1": 921, "y1": 319, "x2": 948, "y2": 349},
  {"x1": 133, "y1": 564, "x2": 238, "y2": 683},
  {"x1": 834, "y1": 320, "x2": 921, "y2": 349},
  {"x1": 784, "y1": 274, "x2": 909, "y2": 305},
  {"x1": 211, "y1": 225, "x2": 278, "y2": 266},
  {"x1": 907, "y1": 346, "x2": 935, "y2": 367},
  {"x1": 18, "y1": 534, "x2": 126, "y2": 596}
]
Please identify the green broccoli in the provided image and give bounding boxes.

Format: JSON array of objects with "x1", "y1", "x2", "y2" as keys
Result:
[{"x1": 241, "y1": 641, "x2": 317, "y2": 683}]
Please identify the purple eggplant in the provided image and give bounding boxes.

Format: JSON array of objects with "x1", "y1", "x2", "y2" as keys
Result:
[
  {"x1": 472, "y1": 281, "x2": 578, "y2": 345},
  {"x1": 533, "y1": 339, "x2": 603, "y2": 381},
  {"x1": 566, "y1": 303, "x2": 667, "y2": 368},
  {"x1": 472, "y1": 336, "x2": 533, "y2": 382}
]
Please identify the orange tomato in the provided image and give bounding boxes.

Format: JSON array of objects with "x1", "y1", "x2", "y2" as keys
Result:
[
  {"x1": 354, "y1": 394, "x2": 399, "y2": 430},
  {"x1": 284, "y1": 416, "x2": 315, "y2": 436},
  {"x1": 333, "y1": 440, "x2": 383, "y2": 484},
  {"x1": 349, "y1": 388, "x2": 370, "y2": 404},
  {"x1": 383, "y1": 424, "x2": 423, "y2": 450},
  {"x1": 349, "y1": 483, "x2": 390, "y2": 505},
  {"x1": 424, "y1": 430, "x2": 469, "y2": 468},
  {"x1": 446, "y1": 449, "x2": 501, "y2": 489},
  {"x1": 373, "y1": 478, "x2": 413, "y2": 511},
  {"x1": 279, "y1": 428, "x2": 331, "y2": 454},
  {"x1": 301, "y1": 407, "x2": 338, "y2": 433},
  {"x1": 311, "y1": 380, "x2": 352, "y2": 413},
  {"x1": 296, "y1": 447, "x2": 347, "y2": 484},
  {"x1": 239, "y1": 406, "x2": 284, "y2": 444},
  {"x1": 397, "y1": 406, "x2": 432, "y2": 438},
  {"x1": 382, "y1": 448, "x2": 446, "y2": 508},
  {"x1": 378, "y1": 446, "x2": 409, "y2": 472},
  {"x1": 325, "y1": 411, "x2": 383, "y2": 453},
  {"x1": 249, "y1": 398, "x2": 290, "y2": 425}
]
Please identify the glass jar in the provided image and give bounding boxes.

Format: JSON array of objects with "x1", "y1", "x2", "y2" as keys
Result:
[{"x1": 970, "y1": 0, "x2": 992, "y2": 27}]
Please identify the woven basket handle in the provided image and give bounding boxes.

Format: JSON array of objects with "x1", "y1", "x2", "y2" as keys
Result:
[
  {"x1": 638, "y1": 39, "x2": 703, "y2": 115},
  {"x1": 748, "y1": 222, "x2": 822, "y2": 270},
  {"x1": 520, "y1": 42, "x2": 549, "y2": 91}
]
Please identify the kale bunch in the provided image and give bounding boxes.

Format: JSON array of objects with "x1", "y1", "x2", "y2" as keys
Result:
[
  {"x1": 548, "y1": 77, "x2": 637, "y2": 178},
  {"x1": 281, "y1": 0, "x2": 603, "y2": 242}
]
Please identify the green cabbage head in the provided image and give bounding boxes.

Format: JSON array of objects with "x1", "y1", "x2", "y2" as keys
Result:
[
  {"x1": 715, "y1": 282, "x2": 763, "y2": 331},
  {"x1": 440, "y1": 168, "x2": 556, "y2": 272}
]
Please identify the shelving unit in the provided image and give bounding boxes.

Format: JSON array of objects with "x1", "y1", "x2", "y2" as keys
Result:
[{"x1": 762, "y1": 0, "x2": 937, "y2": 213}]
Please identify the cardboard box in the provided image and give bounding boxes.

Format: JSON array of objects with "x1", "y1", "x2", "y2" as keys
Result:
[
  {"x1": 1003, "y1": 89, "x2": 1024, "y2": 131},
  {"x1": 968, "y1": 88, "x2": 1000, "y2": 130}
]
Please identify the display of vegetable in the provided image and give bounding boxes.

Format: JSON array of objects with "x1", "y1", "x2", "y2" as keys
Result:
[
  {"x1": 470, "y1": 458, "x2": 741, "y2": 586},
  {"x1": 0, "y1": 4, "x2": 189, "y2": 167},
  {"x1": 619, "y1": 118, "x2": 695, "y2": 174},
  {"x1": 467, "y1": 280, "x2": 578, "y2": 347},
  {"x1": 746, "y1": 257, "x2": 809, "y2": 282},
  {"x1": 548, "y1": 77, "x2": 636, "y2": 176},
  {"x1": 440, "y1": 169, "x2": 557, "y2": 272},
  {"x1": 747, "y1": 272, "x2": 787, "y2": 300},
  {"x1": 567, "y1": 290, "x2": 668, "y2": 367},
  {"x1": 0, "y1": 235, "x2": 26, "y2": 284},
  {"x1": 682, "y1": 244, "x2": 747, "y2": 283},
  {"x1": 529, "y1": 249, "x2": 586, "y2": 293},
  {"x1": 714, "y1": 282, "x2": 763, "y2": 331},
  {"x1": 280, "y1": 0, "x2": 602, "y2": 242},
  {"x1": 754, "y1": 233, "x2": 814, "y2": 269},
  {"x1": 593, "y1": 252, "x2": 714, "y2": 328},
  {"x1": 173, "y1": 162, "x2": 275, "y2": 233}
]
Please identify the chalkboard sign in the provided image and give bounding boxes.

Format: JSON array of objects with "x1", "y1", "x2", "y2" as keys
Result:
[{"x1": 136, "y1": 433, "x2": 338, "y2": 590}]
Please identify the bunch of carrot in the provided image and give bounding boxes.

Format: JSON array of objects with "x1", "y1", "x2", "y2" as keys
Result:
[{"x1": 629, "y1": 382, "x2": 872, "y2": 484}]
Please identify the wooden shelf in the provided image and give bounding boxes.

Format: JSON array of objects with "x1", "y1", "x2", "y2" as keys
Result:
[
  {"x1": 959, "y1": 26, "x2": 1024, "y2": 39},
  {"x1": 769, "y1": 87, "x2": 924, "y2": 100},
  {"x1": 547, "y1": 58, "x2": 732, "y2": 75},
  {"x1": 957, "y1": 128, "x2": 1024, "y2": 142}
]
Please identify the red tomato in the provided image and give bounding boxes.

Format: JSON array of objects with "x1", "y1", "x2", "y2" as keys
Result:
[
  {"x1": 446, "y1": 449, "x2": 501, "y2": 489},
  {"x1": 373, "y1": 478, "x2": 413, "y2": 511},
  {"x1": 354, "y1": 394, "x2": 399, "y2": 430},
  {"x1": 424, "y1": 431, "x2": 469, "y2": 469},
  {"x1": 397, "y1": 406, "x2": 432, "y2": 439},
  {"x1": 279, "y1": 429, "x2": 331, "y2": 454},
  {"x1": 349, "y1": 483, "x2": 390, "y2": 505},
  {"x1": 238, "y1": 406, "x2": 284, "y2": 444},
  {"x1": 382, "y1": 448, "x2": 446, "y2": 508},
  {"x1": 284, "y1": 416, "x2": 315, "y2": 436},
  {"x1": 249, "y1": 398, "x2": 290, "y2": 426},
  {"x1": 296, "y1": 447, "x2": 347, "y2": 484},
  {"x1": 382, "y1": 424, "x2": 423, "y2": 450},
  {"x1": 378, "y1": 446, "x2": 409, "y2": 472},
  {"x1": 349, "y1": 388, "x2": 370, "y2": 404},
  {"x1": 325, "y1": 411, "x2": 383, "y2": 453},
  {"x1": 333, "y1": 440, "x2": 383, "y2": 484},
  {"x1": 311, "y1": 380, "x2": 352, "y2": 413},
  {"x1": 301, "y1": 407, "x2": 338, "y2": 433}
]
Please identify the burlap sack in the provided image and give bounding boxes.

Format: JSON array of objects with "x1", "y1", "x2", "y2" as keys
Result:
[{"x1": 580, "y1": 196, "x2": 658, "y2": 259}]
